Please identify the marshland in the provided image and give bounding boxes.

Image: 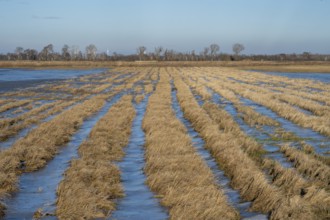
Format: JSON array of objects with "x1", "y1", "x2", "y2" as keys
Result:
[{"x1": 0, "y1": 64, "x2": 329, "y2": 220}]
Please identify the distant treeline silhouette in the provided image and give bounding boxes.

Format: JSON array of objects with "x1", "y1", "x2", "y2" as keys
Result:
[{"x1": 0, "y1": 43, "x2": 329, "y2": 62}]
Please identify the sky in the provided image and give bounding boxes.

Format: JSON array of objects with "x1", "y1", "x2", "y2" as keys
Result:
[{"x1": 0, "y1": 0, "x2": 330, "y2": 55}]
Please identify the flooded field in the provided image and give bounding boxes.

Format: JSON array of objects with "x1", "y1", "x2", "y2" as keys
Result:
[
  {"x1": 0, "y1": 67, "x2": 329, "y2": 219},
  {"x1": 0, "y1": 68, "x2": 106, "y2": 92},
  {"x1": 263, "y1": 71, "x2": 330, "y2": 83}
]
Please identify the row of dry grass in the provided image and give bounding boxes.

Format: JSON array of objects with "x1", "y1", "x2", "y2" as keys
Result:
[
  {"x1": 262, "y1": 158, "x2": 330, "y2": 218},
  {"x1": 0, "y1": 99, "x2": 13, "y2": 106},
  {"x1": 275, "y1": 93, "x2": 330, "y2": 117},
  {"x1": 299, "y1": 142, "x2": 330, "y2": 166},
  {"x1": 203, "y1": 100, "x2": 330, "y2": 218},
  {"x1": 214, "y1": 77, "x2": 330, "y2": 137},
  {"x1": 225, "y1": 67, "x2": 330, "y2": 93},
  {"x1": 56, "y1": 95, "x2": 135, "y2": 219},
  {"x1": 0, "y1": 100, "x2": 68, "y2": 141},
  {"x1": 0, "y1": 99, "x2": 33, "y2": 114},
  {"x1": 171, "y1": 69, "x2": 317, "y2": 219},
  {"x1": 220, "y1": 68, "x2": 330, "y2": 106},
  {"x1": 202, "y1": 102, "x2": 264, "y2": 158},
  {"x1": 0, "y1": 68, "x2": 147, "y2": 145},
  {"x1": 207, "y1": 90, "x2": 330, "y2": 218},
  {"x1": 0, "y1": 94, "x2": 109, "y2": 216},
  {"x1": 220, "y1": 72, "x2": 330, "y2": 118},
  {"x1": 182, "y1": 69, "x2": 280, "y2": 128},
  {"x1": 280, "y1": 144, "x2": 330, "y2": 189},
  {"x1": 142, "y1": 68, "x2": 239, "y2": 219}
]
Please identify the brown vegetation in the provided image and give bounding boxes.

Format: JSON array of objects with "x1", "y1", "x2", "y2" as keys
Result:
[
  {"x1": 172, "y1": 70, "x2": 317, "y2": 219},
  {"x1": 0, "y1": 100, "x2": 33, "y2": 114},
  {"x1": 56, "y1": 95, "x2": 135, "y2": 219},
  {"x1": 1, "y1": 65, "x2": 329, "y2": 219},
  {"x1": 0, "y1": 94, "x2": 108, "y2": 213},
  {"x1": 143, "y1": 68, "x2": 239, "y2": 219},
  {"x1": 280, "y1": 144, "x2": 330, "y2": 189},
  {"x1": 262, "y1": 158, "x2": 330, "y2": 218}
]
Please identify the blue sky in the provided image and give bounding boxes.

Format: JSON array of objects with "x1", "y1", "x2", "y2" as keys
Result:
[{"x1": 0, "y1": 0, "x2": 329, "y2": 54}]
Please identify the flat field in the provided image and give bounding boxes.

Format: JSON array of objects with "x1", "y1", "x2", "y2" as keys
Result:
[{"x1": 0, "y1": 66, "x2": 329, "y2": 219}]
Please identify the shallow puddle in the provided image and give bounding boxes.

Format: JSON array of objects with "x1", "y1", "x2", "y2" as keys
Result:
[
  {"x1": 3, "y1": 93, "x2": 123, "y2": 219},
  {"x1": 110, "y1": 95, "x2": 168, "y2": 220}
]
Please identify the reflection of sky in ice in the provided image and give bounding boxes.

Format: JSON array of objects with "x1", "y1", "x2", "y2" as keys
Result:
[{"x1": 0, "y1": 68, "x2": 106, "y2": 81}]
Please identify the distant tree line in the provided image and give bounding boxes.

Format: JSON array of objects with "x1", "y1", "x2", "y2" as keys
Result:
[{"x1": 0, "y1": 43, "x2": 329, "y2": 62}]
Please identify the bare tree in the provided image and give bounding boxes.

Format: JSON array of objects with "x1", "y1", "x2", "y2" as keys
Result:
[
  {"x1": 210, "y1": 44, "x2": 220, "y2": 60},
  {"x1": 190, "y1": 50, "x2": 196, "y2": 61},
  {"x1": 202, "y1": 47, "x2": 210, "y2": 60},
  {"x1": 232, "y1": 43, "x2": 245, "y2": 56},
  {"x1": 39, "y1": 44, "x2": 54, "y2": 61},
  {"x1": 15, "y1": 47, "x2": 24, "y2": 60},
  {"x1": 86, "y1": 44, "x2": 97, "y2": 60},
  {"x1": 302, "y1": 52, "x2": 311, "y2": 61},
  {"x1": 70, "y1": 45, "x2": 80, "y2": 60},
  {"x1": 24, "y1": 49, "x2": 38, "y2": 60},
  {"x1": 137, "y1": 46, "x2": 146, "y2": 61},
  {"x1": 61, "y1": 44, "x2": 71, "y2": 60},
  {"x1": 154, "y1": 46, "x2": 163, "y2": 61}
]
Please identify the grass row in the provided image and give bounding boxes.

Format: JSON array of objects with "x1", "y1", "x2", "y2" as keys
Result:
[
  {"x1": 56, "y1": 95, "x2": 135, "y2": 219},
  {"x1": 0, "y1": 94, "x2": 109, "y2": 216},
  {"x1": 171, "y1": 70, "x2": 316, "y2": 219},
  {"x1": 142, "y1": 69, "x2": 239, "y2": 219}
]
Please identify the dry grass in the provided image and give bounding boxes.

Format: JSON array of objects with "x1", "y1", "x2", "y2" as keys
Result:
[
  {"x1": 143, "y1": 68, "x2": 239, "y2": 219},
  {"x1": 0, "y1": 94, "x2": 108, "y2": 213},
  {"x1": 235, "y1": 104, "x2": 280, "y2": 127},
  {"x1": 300, "y1": 142, "x2": 330, "y2": 166},
  {"x1": 1, "y1": 66, "x2": 329, "y2": 219},
  {"x1": 280, "y1": 144, "x2": 330, "y2": 189},
  {"x1": 134, "y1": 94, "x2": 145, "y2": 104},
  {"x1": 0, "y1": 100, "x2": 32, "y2": 114},
  {"x1": 0, "y1": 101, "x2": 61, "y2": 141},
  {"x1": 0, "y1": 99, "x2": 13, "y2": 106},
  {"x1": 203, "y1": 102, "x2": 264, "y2": 157},
  {"x1": 262, "y1": 158, "x2": 330, "y2": 219},
  {"x1": 186, "y1": 71, "x2": 279, "y2": 128},
  {"x1": 172, "y1": 70, "x2": 316, "y2": 219},
  {"x1": 56, "y1": 95, "x2": 135, "y2": 219},
  {"x1": 220, "y1": 81, "x2": 330, "y2": 137},
  {"x1": 275, "y1": 93, "x2": 330, "y2": 117}
]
